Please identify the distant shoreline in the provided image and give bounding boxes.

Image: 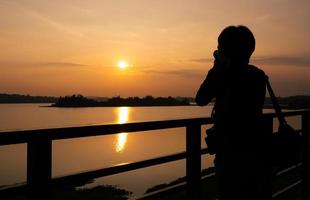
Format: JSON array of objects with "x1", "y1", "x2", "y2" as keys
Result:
[
  {"x1": 48, "y1": 104, "x2": 196, "y2": 108},
  {"x1": 51, "y1": 95, "x2": 193, "y2": 107},
  {"x1": 1, "y1": 93, "x2": 310, "y2": 109}
]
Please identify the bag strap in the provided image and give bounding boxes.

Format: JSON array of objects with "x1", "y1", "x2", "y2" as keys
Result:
[
  {"x1": 265, "y1": 75, "x2": 287, "y2": 126},
  {"x1": 211, "y1": 103, "x2": 216, "y2": 121}
]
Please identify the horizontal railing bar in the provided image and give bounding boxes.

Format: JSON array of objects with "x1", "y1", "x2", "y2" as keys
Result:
[
  {"x1": 138, "y1": 181, "x2": 186, "y2": 200},
  {"x1": 139, "y1": 168, "x2": 304, "y2": 200},
  {"x1": 0, "y1": 118, "x2": 213, "y2": 145},
  {"x1": 137, "y1": 172, "x2": 216, "y2": 199},
  {"x1": 1, "y1": 110, "x2": 309, "y2": 146},
  {"x1": 52, "y1": 148, "x2": 209, "y2": 187},
  {"x1": 0, "y1": 148, "x2": 209, "y2": 194},
  {"x1": 0, "y1": 158, "x2": 303, "y2": 198},
  {"x1": 0, "y1": 173, "x2": 218, "y2": 198},
  {"x1": 264, "y1": 110, "x2": 310, "y2": 118},
  {"x1": 201, "y1": 172, "x2": 216, "y2": 181},
  {"x1": 0, "y1": 183, "x2": 26, "y2": 196},
  {"x1": 276, "y1": 163, "x2": 302, "y2": 176},
  {"x1": 272, "y1": 180, "x2": 302, "y2": 198}
]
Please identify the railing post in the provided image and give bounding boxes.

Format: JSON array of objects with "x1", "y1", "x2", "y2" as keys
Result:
[
  {"x1": 302, "y1": 113, "x2": 310, "y2": 200},
  {"x1": 186, "y1": 122, "x2": 201, "y2": 200},
  {"x1": 263, "y1": 117, "x2": 273, "y2": 198},
  {"x1": 27, "y1": 137, "x2": 52, "y2": 200}
]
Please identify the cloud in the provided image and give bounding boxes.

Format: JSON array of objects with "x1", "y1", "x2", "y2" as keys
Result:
[
  {"x1": 252, "y1": 56, "x2": 310, "y2": 67},
  {"x1": 0, "y1": 61, "x2": 88, "y2": 68},
  {"x1": 8, "y1": 1, "x2": 85, "y2": 38},
  {"x1": 190, "y1": 55, "x2": 310, "y2": 67},
  {"x1": 37, "y1": 62, "x2": 88, "y2": 68},
  {"x1": 140, "y1": 68, "x2": 204, "y2": 78},
  {"x1": 190, "y1": 58, "x2": 213, "y2": 63}
]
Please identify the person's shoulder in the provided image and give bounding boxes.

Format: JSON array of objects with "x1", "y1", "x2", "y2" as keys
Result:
[{"x1": 248, "y1": 64, "x2": 266, "y2": 77}]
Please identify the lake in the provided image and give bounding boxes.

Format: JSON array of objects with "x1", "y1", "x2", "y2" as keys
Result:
[{"x1": 0, "y1": 104, "x2": 301, "y2": 197}]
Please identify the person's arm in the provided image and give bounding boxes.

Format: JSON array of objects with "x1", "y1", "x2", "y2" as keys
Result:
[
  {"x1": 195, "y1": 67, "x2": 219, "y2": 106},
  {"x1": 196, "y1": 50, "x2": 228, "y2": 106}
]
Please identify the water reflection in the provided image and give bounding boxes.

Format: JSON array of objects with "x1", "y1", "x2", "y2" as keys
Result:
[{"x1": 115, "y1": 107, "x2": 130, "y2": 153}]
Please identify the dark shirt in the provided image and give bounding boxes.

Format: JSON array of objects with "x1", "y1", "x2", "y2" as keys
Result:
[{"x1": 196, "y1": 64, "x2": 267, "y2": 151}]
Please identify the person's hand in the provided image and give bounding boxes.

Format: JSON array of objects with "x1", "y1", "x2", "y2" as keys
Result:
[
  {"x1": 212, "y1": 50, "x2": 221, "y2": 70},
  {"x1": 213, "y1": 49, "x2": 231, "y2": 73}
]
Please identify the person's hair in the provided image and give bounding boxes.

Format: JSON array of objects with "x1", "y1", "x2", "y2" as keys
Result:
[{"x1": 218, "y1": 25, "x2": 255, "y2": 62}]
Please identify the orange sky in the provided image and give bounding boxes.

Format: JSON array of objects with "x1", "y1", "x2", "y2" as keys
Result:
[{"x1": 0, "y1": 0, "x2": 310, "y2": 97}]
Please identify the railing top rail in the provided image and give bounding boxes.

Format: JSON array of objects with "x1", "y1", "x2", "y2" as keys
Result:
[
  {"x1": 0, "y1": 110, "x2": 309, "y2": 146},
  {"x1": 0, "y1": 117, "x2": 212, "y2": 145}
]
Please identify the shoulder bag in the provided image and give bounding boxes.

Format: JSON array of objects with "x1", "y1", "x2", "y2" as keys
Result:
[{"x1": 266, "y1": 76, "x2": 303, "y2": 172}]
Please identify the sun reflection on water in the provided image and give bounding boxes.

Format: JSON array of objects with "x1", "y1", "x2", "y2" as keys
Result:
[{"x1": 115, "y1": 107, "x2": 130, "y2": 153}]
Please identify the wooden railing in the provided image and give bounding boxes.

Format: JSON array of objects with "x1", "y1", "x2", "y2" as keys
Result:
[{"x1": 0, "y1": 110, "x2": 310, "y2": 200}]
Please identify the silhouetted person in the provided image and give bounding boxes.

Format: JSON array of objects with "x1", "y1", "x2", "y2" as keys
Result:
[{"x1": 196, "y1": 26, "x2": 271, "y2": 200}]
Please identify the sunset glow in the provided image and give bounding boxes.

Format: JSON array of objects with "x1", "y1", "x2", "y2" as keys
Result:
[
  {"x1": 115, "y1": 107, "x2": 130, "y2": 153},
  {"x1": 0, "y1": 0, "x2": 309, "y2": 97},
  {"x1": 1, "y1": 1, "x2": 310, "y2": 198},
  {"x1": 117, "y1": 61, "x2": 129, "y2": 69}
]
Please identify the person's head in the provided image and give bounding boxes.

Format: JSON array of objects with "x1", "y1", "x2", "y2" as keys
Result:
[{"x1": 217, "y1": 25, "x2": 255, "y2": 64}]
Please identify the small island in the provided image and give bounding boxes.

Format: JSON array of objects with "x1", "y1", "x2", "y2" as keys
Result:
[
  {"x1": 1, "y1": 93, "x2": 310, "y2": 109},
  {"x1": 52, "y1": 94, "x2": 191, "y2": 107}
]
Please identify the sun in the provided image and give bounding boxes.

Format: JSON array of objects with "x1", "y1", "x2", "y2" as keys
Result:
[{"x1": 117, "y1": 60, "x2": 129, "y2": 69}]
